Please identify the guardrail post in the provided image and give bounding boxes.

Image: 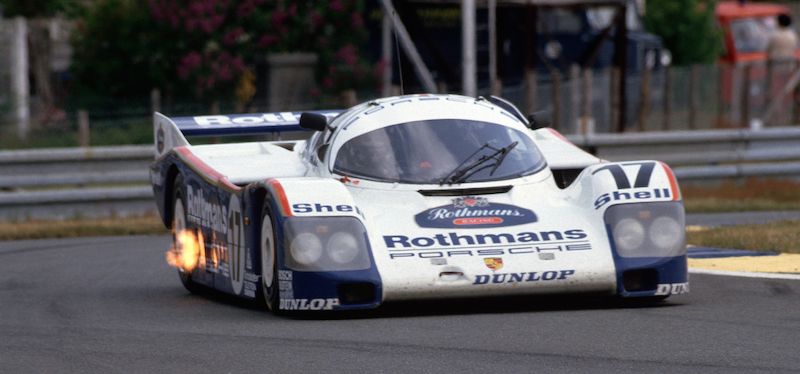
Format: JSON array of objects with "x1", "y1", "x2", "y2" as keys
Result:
[{"x1": 78, "y1": 110, "x2": 90, "y2": 147}]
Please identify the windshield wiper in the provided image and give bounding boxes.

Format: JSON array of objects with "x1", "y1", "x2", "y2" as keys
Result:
[{"x1": 439, "y1": 141, "x2": 518, "y2": 185}]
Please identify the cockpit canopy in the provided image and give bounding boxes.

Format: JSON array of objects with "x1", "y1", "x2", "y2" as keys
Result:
[{"x1": 332, "y1": 118, "x2": 546, "y2": 184}]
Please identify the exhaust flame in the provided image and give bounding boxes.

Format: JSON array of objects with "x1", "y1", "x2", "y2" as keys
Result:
[{"x1": 166, "y1": 229, "x2": 204, "y2": 272}]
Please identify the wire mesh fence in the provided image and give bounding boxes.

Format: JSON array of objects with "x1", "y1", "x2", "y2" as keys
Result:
[{"x1": 1, "y1": 59, "x2": 798, "y2": 149}]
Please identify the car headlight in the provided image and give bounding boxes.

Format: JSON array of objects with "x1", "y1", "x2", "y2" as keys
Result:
[
  {"x1": 290, "y1": 233, "x2": 324, "y2": 266},
  {"x1": 605, "y1": 202, "x2": 685, "y2": 258},
  {"x1": 613, "y1": 218, "x2": 646, "y2": 253},
  {"x1": 328, "y1": 232, "x2": 360, "y2": 264},
  {"x1": 649, "y1": 216, "x2": 682, "y2": 250},
  {"x1": 283, "y1": 217, "x2": 371, "y2": 271}
]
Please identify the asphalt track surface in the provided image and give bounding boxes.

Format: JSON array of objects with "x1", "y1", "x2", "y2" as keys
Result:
[{"x1": 1, "y1": 235, "x2": 799, "y2": 373}]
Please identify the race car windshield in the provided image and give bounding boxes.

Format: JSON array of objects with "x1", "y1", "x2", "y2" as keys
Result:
[{"x1": 333, "y1": 119, "x2": 546, "y2": 184}]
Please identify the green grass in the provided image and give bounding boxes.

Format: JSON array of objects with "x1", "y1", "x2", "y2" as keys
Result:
[
  {"x1": 682, "y1": 178, "x2": 800, "y2": 213},
  {"x1": 0, "y1": 216, "x2": 168, "y2": 241},
  {"x1": 687, "y1": 220, "x2": 800, "y2": 254},
  {"x1": 0, "y1": 117, "x2": 153, "y2": 149}
]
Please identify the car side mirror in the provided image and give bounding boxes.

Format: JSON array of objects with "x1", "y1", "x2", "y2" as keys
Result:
[
  {"x1": 299, "y1": 112, "x2": 328, "y2": 131},
  {"x1": 527, "y1": 111, "x2": 552, "y2": 129}
]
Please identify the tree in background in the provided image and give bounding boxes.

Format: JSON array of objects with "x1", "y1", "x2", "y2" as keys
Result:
[
  {"x1": 644, "y1": 0, "x2": 722, "y2": 65},
  {"x1": 0, "y1": 0, "x2": 74, "y2": 17},
  {"x1": 69, "y1": 0, "x2": 381, "y2": 108},
  {"x1": 70, "y1": 0, "x2": 164, "y2": 101}
]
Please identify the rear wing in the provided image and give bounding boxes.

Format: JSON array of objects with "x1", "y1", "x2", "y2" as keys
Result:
[{"x1": 153, "y1": 110, "x2": 343, "y2": 158}]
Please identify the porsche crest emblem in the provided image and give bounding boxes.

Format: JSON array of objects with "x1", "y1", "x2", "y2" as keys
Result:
[{"x1": 483, "y1": 257, "x2": 504, "y2": 271}]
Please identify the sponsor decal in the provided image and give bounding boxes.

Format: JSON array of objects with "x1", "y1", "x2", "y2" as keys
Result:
[
  {"x1": 387, "y1": 244, "x2": 592, "y2": 259},
  {"x1": 278, "y1": 270, "x2": 294, "y2": 298},
  {"x1": 339, "y1": 175, "x2": 360, "y2": 185},
  {"x1": 593, "y1": 162, "x2": 656, "y2": 190},
  {"x1": 278, "y1": 270, "x2": 293, "y2": 280},
  {"x1": 192, "y1": 112, "x2": 340, "y2": 127},
  {"x1": 415, "y1": 196, "x2": 537, "y2": 228},
  {"x1": 156, "y1": 126, "x2": 165, "y2": 153},
  {"x1": 385, "y1": 229, "x2": 587, "y2": 248},
  {"x1": 227, "y1": 195, "x2": 245, "y2": 295},
  {"x1": 484, "y1": 257, "x2": 504, "y2": 271},
  {"x1": 594, "y1": 188, "x2": 671, "y2": 210},
  {"x1": 187, "y1": 185, "x2": 228, "y2": 235},
  {"x1": 473, "y1": 270, "x2": 576, "y2": 285},
  {"x1": 385, "y1": 229, "x2": 592, "y2": 259},
  {"x1": 592, "y1": 162, "x2": 674, "y2": 209},
  {"x1": 279, "y1": 298, "x2": 340, "y2": 311},
  {"x1": 292, "y1": 203, "x2": 357, "y2": 215},
  {"x1": 655, "y1": 282, "x2": 689, "y2": 296},
  {"x1": 195, "y1": 113, "x2": 299, "y2": 126}
]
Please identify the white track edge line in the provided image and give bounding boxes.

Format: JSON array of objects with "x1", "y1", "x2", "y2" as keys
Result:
[{"x1": 689, "y1": 268, "x2": 800, "y2": 280}]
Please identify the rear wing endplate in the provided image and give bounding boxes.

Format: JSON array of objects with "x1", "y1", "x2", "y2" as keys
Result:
[{"x1": 153, "y1": 110, "x2": 343, "y2": 158}]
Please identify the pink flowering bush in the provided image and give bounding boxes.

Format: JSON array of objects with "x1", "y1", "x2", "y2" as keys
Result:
[{"x1": 71, "y1": 0, "x2": 380, "y2": 103}]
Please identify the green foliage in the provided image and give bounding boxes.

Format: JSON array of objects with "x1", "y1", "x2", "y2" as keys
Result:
[
  {"x1": 0, "y1": 0, "x2": 70, "y2": 17},
  {"x1": 68, "y1": 0, "x2": 380, "y2": 103},
  {"x1": 644, "y1": 0, "x2": 723, "y2": 66},
  {"x1": 69, "y1": 0, "x2": 166, "y2": 100}
]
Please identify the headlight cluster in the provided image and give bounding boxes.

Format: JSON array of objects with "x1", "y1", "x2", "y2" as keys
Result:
[
  {"x1": 605, "y1": 202, "x2": 685, "y2": 258},
  {"x1": 283, "y1": 217, "x2": 371, "y2": 271}
]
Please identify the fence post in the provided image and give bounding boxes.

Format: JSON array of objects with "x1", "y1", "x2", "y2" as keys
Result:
[
  {"x1": 10, "y1": 17, "x2": 30, "y2": 141},
  {"x1": 716, "y1": 63, "x2": 725, "y2": 127},
  {"x1": 610, "y1": 67, "x2": 619, "y2": 131},
  {"x1": 552, "y1": 69, "x2": 562, "y2": 130},
  {"x1": 663, "y1": 65, "x2": 672, "y2": 131},
  {"x1": 569, "y1": 64, "x2": 580, "y2": 134},
  {"x1": 688, "y1": 64, "x2": 699, "y2": 130},
  {"x1": 77, "y1": 110, "x2": 90, "y2": 147},
  {"x1": 580, "y1": 67, "x2": 594, "y2": 134},
  {"x1": 150, "y1": 88, "x2": 161, "y2": 114},
  {"x1": 794, "y1": 61, "x2": 800, "y2": 125},
  {"x1": 637, "y1": 56, "x2": 653, "y2": 131},
  {"x1": 524, "y1": 69, "x2": 537, "y2": 115},
  {"x1": 741, "y1": 63, "x2": 752, "y2": 128}
]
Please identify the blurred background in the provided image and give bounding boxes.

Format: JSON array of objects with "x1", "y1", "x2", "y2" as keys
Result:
[{"x1": 0, "y1": 0, "x2": 798, "y2": 149}]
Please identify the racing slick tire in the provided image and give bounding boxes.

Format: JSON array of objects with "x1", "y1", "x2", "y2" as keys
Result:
[
  {"x1": 260, "y1": 198, "x2": 282, "y2": 314},
  {"x1": 172, "y1": 174, "x2": 202, "y2": 294}
]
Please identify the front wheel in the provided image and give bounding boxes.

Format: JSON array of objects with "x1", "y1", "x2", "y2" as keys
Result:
[{"x1": 260, "y1": 201, "x2": 281, "y2": 313}]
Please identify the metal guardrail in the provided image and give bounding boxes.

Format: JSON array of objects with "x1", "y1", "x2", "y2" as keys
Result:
[{"x1": 2, "y1": 126, "x2": 800, "y2": 220}]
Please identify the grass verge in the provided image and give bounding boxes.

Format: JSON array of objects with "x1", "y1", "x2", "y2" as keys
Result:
[
  {"x1": 682, "y1": 178, "x2": 800, "y2": 213},
  {"x1": 687, "y1": 220, "x2": 800, "y2": 254},
  {"x1": 0, "y1": 216, "x2": 168, "y2": 241}
]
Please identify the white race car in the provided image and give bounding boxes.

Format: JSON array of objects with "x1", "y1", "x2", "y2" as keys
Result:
[{"x1": 150, "y1": 94, "x2": 688, "y2": 313}]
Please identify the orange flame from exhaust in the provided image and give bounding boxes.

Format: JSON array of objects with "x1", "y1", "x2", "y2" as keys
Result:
[{"x1": 166, "y1": 229, "x2": 204, "y2": 272}]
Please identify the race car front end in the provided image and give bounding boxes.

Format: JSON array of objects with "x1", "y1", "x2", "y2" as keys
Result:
[
  {"x1": 605, "y1": 201, "x2": 688, "y2": 298},
  {"x1": 274, "y1": 214, "x2": 382, "y2": 311}
]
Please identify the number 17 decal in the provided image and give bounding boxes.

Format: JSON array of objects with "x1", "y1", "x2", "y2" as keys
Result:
[{"x1": 592, "y1": 162, "x2": 656, "y2": 189}]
